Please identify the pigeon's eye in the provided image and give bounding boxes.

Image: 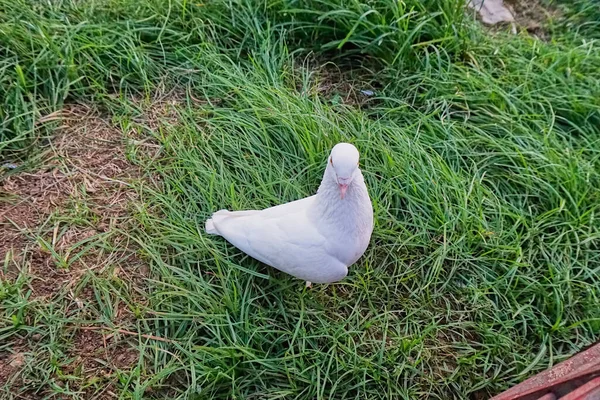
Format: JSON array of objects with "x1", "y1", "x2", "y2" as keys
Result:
[{"x1": 330, "y1": 158, "x2": 334, "y2": 166}]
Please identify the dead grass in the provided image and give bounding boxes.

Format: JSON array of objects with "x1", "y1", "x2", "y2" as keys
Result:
[
  {"x1": 129, "y1": 89, "x2": 188, "y2": 131},
  {"x1": 296, "y1": 60, "x2": 379, "y2": 108},
  {"x1": 506, "y1": 0, "x2": 562, "y2": 36},
  {"x1": 469, "y1": 0, "x2": 562, "y2": 39},
  {"x1": 66, "y1": 329, "x2": 140, "y2": 375},
  {"x1": 0, "y1": 350, "x2": 26, "y2": 390},
  {"x1": 1, "y1": 104, "x2": 141, "y2": 289},
  {"x1": 0, "y1": 103, "x2": 151, "y2": 394}
]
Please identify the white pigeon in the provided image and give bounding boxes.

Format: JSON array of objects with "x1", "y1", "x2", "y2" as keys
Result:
[{"x1": 205, "y1": 143, "x2": 373, "y2": 285}]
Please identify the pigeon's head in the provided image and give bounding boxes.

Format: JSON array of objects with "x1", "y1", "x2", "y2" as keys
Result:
[{"x1": 328, "y1": 143, "x2": 360, "y2": 199}]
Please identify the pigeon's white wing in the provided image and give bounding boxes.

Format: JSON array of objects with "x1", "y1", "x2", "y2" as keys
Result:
[
  {"x1": 205, "y1": 196, "x2": 316, "y2": 234},
  {"x1": 253, "y1": 195, "x2": 317, "y2": 219},
  {"x1": 207, "y1": 199, "x2": 347, "y2": 283}
]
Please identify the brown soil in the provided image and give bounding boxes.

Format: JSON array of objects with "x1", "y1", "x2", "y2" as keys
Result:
[
  {"x1": 469, "y1": 0, "x2": 562, "y2": 39},
  {"x1": 66, "y1": 329, "x2": 140, "y2": 375},
  {"x1": 296, "y1": 61, "x2": 379, "y2": 108},
  {"x1": 506, "y1": 0, "x2": 562, "y2": 38},
  {"x1": 0, "y1": 104, "x2": 141, "y2": 295},
  {"x1": 0, "y1": 102, "x2": 154, "y2": 393},
  {"x1": 0, "y1": 351, "x2": 26, "y2": 388}
]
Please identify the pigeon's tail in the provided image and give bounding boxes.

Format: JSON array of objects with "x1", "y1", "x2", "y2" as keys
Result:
[
  {"x1": 205, "y1": 218, "x2": 217, "y2": 234},
  {"x1": 205, "y1": 210, "x2": 231, "y2": 235}
]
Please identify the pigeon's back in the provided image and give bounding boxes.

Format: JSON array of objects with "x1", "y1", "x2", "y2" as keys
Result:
[{"x1": 205, "y1": 196, "x2": 350, "y2": 283}]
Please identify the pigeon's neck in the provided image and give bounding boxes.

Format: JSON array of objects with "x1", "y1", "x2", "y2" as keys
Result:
[{"x1": 314, "y1": 164, "x2": 371, "y2": 231}]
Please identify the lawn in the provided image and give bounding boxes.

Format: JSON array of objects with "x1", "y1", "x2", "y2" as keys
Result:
[{"x1": 1, "y1": 0, "x2": 599, "y2": 398}]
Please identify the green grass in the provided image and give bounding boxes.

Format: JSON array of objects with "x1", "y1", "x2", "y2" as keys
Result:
[{"x1": 1, "y1": 0, "x2": 600, "y2": 398}]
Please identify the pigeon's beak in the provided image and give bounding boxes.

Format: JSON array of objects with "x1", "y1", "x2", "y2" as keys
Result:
[
  {"x1": 337, "y1": 177, "x2": 351, "y2": 199},
  {"x1": 338, "y1": 183, "x2": 348, "y2": 199}
]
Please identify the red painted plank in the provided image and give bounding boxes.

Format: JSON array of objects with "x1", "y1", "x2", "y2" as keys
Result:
[
  {"x1": 492, "y1": 342, "x2": 600, "y2": 400},
  {"x1": 557, "y1": 376, "x2": 600, "y2": 400}
]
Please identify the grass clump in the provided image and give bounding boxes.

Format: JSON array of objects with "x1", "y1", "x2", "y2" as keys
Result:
[
  {"x1": 1, "y1": 0, "x2": 600, "y2": 398},
  {"x1": 0, "y1": 0, "x2": 467, "y2": 156},
  {"x1": 120, "y1": 41, "x2": 599, "y2": 397}
]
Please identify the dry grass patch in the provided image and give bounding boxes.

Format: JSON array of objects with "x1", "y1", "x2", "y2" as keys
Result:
[
  {"x1": 506, "y1": 0, "x2": 563, "y2": 36},
  {"x1": 1, "y1": 104, "x2": 141, "y2": 296},
  {"x1": 0, "y1": 103, "x2": 154, "y2": 397}
]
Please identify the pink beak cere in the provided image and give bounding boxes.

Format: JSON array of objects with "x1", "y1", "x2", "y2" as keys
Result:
[{"x1": 339, "y1": 183, "x2": 349, "y2": 199}]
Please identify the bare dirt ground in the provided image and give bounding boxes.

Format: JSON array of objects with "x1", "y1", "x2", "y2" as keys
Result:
[
  {"x1": 0, "y1": 103, "x2": 149, "y2": 397},
  {"x1": 470, "y1": 0, "x2": 561, "y2": 39},
  {"x1": 506, "y1": 0, "x2": 562, "y2": 37}
]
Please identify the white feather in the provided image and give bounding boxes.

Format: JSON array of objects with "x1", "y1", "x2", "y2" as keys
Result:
[{"x1": 205, "y1": 143, "x2": 374, "y2": 284}]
